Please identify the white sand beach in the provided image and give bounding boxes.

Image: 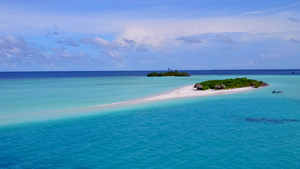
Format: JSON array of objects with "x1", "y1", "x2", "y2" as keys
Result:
[
  {"x1": 144, "y1": 85, "x2": 255, "y2": 101},
  {"x1": 98, "y1": 85, "x2": 256, "y2": 108}
]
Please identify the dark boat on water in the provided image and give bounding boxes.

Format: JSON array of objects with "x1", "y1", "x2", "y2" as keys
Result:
[{"x1": 272, "y1": 90, "x2": 282, "y2": 93}]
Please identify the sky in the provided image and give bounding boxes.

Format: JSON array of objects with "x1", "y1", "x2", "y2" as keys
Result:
[{"x1": 0, "y1": 0, "x2": 300, "y2": 71}]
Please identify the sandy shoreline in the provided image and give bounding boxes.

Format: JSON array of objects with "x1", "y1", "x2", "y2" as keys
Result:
[{"x1": 97, "y1": 85, "x2": 256, "y2": 108}]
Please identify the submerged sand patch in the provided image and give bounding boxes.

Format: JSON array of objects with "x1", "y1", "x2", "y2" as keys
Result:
[{"x1": 1, "y1": 85, "x2": 257, "y2": 126}]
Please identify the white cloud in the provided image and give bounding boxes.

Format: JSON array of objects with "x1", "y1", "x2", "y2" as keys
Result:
[
  {"x1": 51, "y1": 48, "x2": 71, "y2": 58},
  {"x1": 176, "y1": 35, "x2": 202, "y2": 44},
  {"x1": 216, "y1": 35, "x2": 234, "y2": 44},
  {"x1": 1, "y1": 2, "x2": 300, "y2": 70},
  {"x1": 260, "y1": 54, "x2": 284, "y2": 58},
  {"x1": 81, "y1": 37, "x2": 119, "y2": 54},
  {"x1": 115, "y1": 27, "x2": 169, "y2": 47},
  {"x1": 0, "y1": 36, "x2": 37, "y2": 59},
  {"x1": 288, "y1": 17, "x2": 300, "y2": 22},
  {"x1": 288, "y1": 38, "x2": 299, "y2": 43},
  {"x1": 57, "y1": 38, "x2": 80, "y2": 47},
  {"x1": 82, "y1": 37, "x2": 110, "y2": 47},
  {"x1": 239, "y1": 31, "x2": 300, "y2": 43},
  {"x1": 244, "y1": 2, "x2": 300, "y2": 15},
  {"x1": 1, "y1": 8, "x2": 299, "y2": 40},
  {"x1": 108, "y1": 51, "x2": 121, "y2": 58},
  {"x1": 0, "y1": 35, "x2": 92, "y2": 70}
]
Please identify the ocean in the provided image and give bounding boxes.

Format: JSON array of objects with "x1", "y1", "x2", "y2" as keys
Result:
[{"x1": 0, "y1": 70, "x2": 299, "y2": 168}]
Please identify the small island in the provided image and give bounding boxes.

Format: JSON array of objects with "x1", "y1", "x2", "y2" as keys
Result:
[
  {"x1": 194, "y1": 78, "x2": 268, "y2": 90},
  {"x1": 147, "y1": 69, "x2": 190, "y2": 77}
]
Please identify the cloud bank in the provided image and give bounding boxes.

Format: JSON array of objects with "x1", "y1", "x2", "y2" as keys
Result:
[{"x1": 0, "y1": 1, "x2": 300, "y2": 70}]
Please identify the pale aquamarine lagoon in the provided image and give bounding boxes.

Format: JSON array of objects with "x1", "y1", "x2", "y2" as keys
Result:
[{"x1": 0, "y1": 72, "x2": 299, "y2": 168}]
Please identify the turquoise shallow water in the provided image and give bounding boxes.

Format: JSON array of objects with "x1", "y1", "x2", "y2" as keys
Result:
[{"x1": 0, "y1": 75, "x2": 300, "y2": 168}]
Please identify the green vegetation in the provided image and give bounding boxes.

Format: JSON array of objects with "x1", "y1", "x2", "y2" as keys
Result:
[
  {"x1": 194, "y1": 78, "x2": 268, "y2": 90},
  {"x1": 147, "y1": 70, "x2": 190, "y2": 77}
]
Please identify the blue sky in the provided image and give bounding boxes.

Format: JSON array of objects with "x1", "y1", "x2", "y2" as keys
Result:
[{"x1": 0, "y1": 0, "x2": 300, "y2": 71}]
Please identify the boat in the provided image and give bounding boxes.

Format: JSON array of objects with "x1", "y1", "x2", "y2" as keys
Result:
[{"x1": 272, "y1": 90, "x2": 282, "y2": 93}]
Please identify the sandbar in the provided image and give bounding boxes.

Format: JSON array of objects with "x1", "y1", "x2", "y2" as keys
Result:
[{"x1": 97, "y1": 85, "x2": 256, "y2": 108}]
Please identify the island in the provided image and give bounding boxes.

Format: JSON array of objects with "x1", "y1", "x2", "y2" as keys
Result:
[
  {"x1": 95, "y1": 82, "x2": 263, "y2": 110},
  {"x1": 147, "y1": 70, "x2": 190, "y2": 77},
  {"x1": 194, "y1": 78, "x2": 268, "y2": 90},
  {"x1": 73, "y1": 78, "x2": 268, "y2": 113}
]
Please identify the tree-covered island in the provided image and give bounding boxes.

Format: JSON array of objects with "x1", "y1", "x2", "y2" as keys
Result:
[
  {"x1": 147, "y1": 69, "x2": 190, "y2": 77},
  {"x1": 194, "y1": 78, "x2": 268, "y2": 90}
]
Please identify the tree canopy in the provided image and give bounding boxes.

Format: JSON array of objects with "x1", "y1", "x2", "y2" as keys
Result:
[
  {"x1": 147, "y1": 71, "x2": 190, "y2": 77},
  {"x1": 194, "y1": 78, "x2": 268, "y2": 90}
]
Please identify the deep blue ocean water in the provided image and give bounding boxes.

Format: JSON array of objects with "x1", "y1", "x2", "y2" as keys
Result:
[
  {"x1": 0, "y1": 70, "x2": 299, "y2": 168},
  {"x1": 0, "y1": 69, "x2": 299, "y2": 79}
]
